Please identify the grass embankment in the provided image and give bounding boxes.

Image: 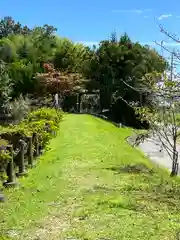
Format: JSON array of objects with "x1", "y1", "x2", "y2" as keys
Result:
[{"x1": 1, "y1": 114, "x2": 180, "y2": 240}]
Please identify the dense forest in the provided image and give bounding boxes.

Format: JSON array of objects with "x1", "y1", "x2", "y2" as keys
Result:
[{"x1": 0, "y1": 16, "x2": 168, "y2": 127}]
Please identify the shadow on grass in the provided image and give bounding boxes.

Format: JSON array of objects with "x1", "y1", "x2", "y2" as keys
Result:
[
  {"x1": 101, "y1": 163, "x2": 180, "y2": 213},
  {"x1": 85, "y1": 185, "x2": 117, "y2": 194},
  {"x1": 106, "y1": 163, "x2": 154, "y2": 175}
]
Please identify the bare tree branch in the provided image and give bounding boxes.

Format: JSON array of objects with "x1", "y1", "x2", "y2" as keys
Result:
[
  {"x1": 154, "y1": 41, "x2": 180, "y2": 62},
  {"x1": 159, "y1": 25, "x2": 180, "y2": 43}
]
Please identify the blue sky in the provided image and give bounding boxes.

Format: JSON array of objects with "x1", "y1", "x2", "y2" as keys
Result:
[{"x1": 1, "y1": 0, "x2": 180, "y2": 54}]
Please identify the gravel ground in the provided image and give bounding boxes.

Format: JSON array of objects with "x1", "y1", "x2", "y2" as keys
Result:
[{"x1": 138, "y1": 134, "x2": 180, "y2": 173}]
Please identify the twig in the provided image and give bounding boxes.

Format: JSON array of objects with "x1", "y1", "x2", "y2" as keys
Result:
[{"x1": 159, "y1": 25, "x2": 180, "y2": 43}]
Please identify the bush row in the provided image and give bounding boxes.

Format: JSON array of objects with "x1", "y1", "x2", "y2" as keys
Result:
[{"x1": 0, "y1": 107, "x2": 63, "y2": 184}]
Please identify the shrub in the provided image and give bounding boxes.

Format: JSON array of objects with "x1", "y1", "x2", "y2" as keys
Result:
[
  {"x1": 27, "y1": 119, "x2": 58, "y2": 147},
  {"x1": 8, "y1": 95, "x2": 30, "y2": 123},
  {"x1": 26, "y1": 108, "x2": 62, "y2": 146},
  {"x1": 0, "y1": 107, "x2": 63, "y2": 183},
  {"x1": 27, "y1": 107, "x2": 62, "y2": 124},
  {"x1": 0, "y1": 108, "x2": 62, "y2": 147},
  {"x1": 0, "y1": 139, "x2": 11, "y2": 184}
]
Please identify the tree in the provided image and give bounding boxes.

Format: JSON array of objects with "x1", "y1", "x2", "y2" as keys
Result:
[
  {"x1": 82, "y1": 32, "x2": 167, "y2": 126},
  {"x1": 134, "y1": 71, "x2": 180, "y2": 176},
  {"x1": 9, "y1": 60, "x2": 35, "y2": 97},
  {"x1": 0, "y1": 25, "x2": 58, "y2": 97},
  {"x1": 0, "y1": 37, "x2": 17, "y2": 62},
  {"x1": 34, "y1": 63, "x2": 88, "y2": 98},
  {"x1": 54, "y1": 38, "x2": 90, "y2": 72},
  {"x1": 134, "y1": 23, "x2": 180, "y2": 176},
  {"x1": 0, "y1": 16, "x2": 31, "y2": 39},
  {"x1": 0, "y1": 60, "x2": 13, "y2": 113},
  {"x1": 31, "y1": 24, "x2": 57, "y2": 63},
  {"x1": 0, "y1": 18, "x2": 169, "y2": 122}
]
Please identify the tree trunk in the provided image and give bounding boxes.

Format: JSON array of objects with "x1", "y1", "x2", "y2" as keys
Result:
[{"x1": 171, "y1": 139, "x2": 179, "y2": 176}]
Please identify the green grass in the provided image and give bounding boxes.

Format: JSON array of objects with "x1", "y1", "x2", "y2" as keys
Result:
[{"x1": 1, "y1": 114, "x2": 180, "y2": 239}]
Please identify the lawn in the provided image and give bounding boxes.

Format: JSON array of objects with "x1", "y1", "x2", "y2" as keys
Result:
[{"x1": 1, "y1": 114, "x2": 180, "y2": 240}]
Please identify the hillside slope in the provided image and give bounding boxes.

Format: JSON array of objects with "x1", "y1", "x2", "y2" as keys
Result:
[{"x1": 1, "y1": 114, "x2": 180, "y2": 240}]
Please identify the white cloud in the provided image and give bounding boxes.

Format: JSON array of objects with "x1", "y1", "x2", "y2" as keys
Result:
[
  {"x1": 112, "y1": 9, "x2": 151, "y2": 14},
  {"x1": 158, "y1": 14, "x2": 172, "y2": 20}
]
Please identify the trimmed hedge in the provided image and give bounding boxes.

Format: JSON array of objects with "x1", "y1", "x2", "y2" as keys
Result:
[{"x1": 0, "y1": 107, "x2": 63, "y2": 184}]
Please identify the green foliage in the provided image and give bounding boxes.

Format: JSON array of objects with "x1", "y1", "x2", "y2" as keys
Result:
[
  {"x1": 0, "y1": 108, "x2": 63, "y2": 182},
  {"x1": 8, "y1": 95, "x2": 30, "y2": 123},
  {"x1": 0, "y1": 16, "x2": 31, "y2": 39},
  {"x1": 29, "y1": 120, "x2": 57, "y2": 147},
  {"x1": 9, "y1": 60, "x2": 36, "y2": 96},
  {"x1": 27, "y1": 107, "x2": 62, "y2": 124},
  {"x1": 0, "y1": 17, "x2": 168, "y2": 127},
  {"x1": 26, "y1": 108, "x2": 63, "y2": 146},
  {"x1": 0, "y1": 19, "x2": 58, "y2": 97},
  {"x1": 0, "y1": 139, "x2": 11, "y2": 183},
  {"x1": 54, "y1": 38, "x2": 89, "y2": 72},
  {"x1": 0, "y1": 108, "x2": 63, "y2": 144},
  {"x1": 82, "y1": 33, "x2": 167, "y2": 118},
  {"x1": 0, "y1": 60, "x2": 13, "y2": 114},
  {"x1": 0, "y1": 37, "x2": 17, "y2": 62},
  {"x1": 0, "y1": 108, "x2": 61, "y2": 141},
  {"x1": 31, "y1": 24, "x2": 57, "y2": 63},
  {"x1": 134, "y1": 106, "x2": 155, "y2": 123}
]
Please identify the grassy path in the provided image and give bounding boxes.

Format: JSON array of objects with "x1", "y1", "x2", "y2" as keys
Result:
[{"x1": 1, "y1": 114, "x2": 180, "y2": 239}]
